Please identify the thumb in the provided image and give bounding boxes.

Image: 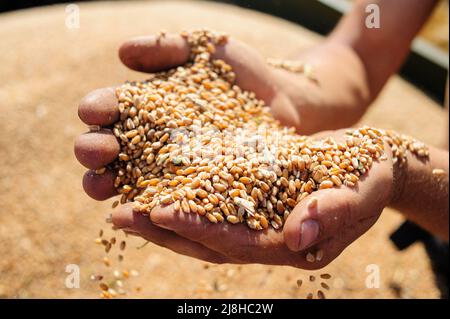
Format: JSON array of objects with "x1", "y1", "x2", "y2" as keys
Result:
[
  {"x1": 283, "y1": 153, "x2": 392, "y2": 253},
  {"x1": 283, "y1": 188, "x2": 360, "y2": 252}
]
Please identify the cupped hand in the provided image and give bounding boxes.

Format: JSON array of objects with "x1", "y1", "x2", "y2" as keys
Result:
[
  {"x1": 74, "y1": 33, "x2": 390, "y2": 269},
  {"x1": 110, "y1": 129, "x2": 393, "y2": 269},
  {"x1": 75, "y1": 32, "x2": 303, "y2": 199}
]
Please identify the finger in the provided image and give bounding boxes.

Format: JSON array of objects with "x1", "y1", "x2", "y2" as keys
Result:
[
  {"x1": 82, "y1": 169, "x2": 117, "y2": 200},
  {"x1": 150, "y1": 204, "x2": 262, "y2": 249},
  {"x1": 283, "y1": 161, "x2": 390, "y2": 252},
  {"x1": 119, "y1": 34, "x2": 190, "y2": 73},
  {"x1": 78, "y1": 87, "x2": 119, "y2": 126},
  {"x1": 150, "y1": 205, "x2": 316, "y2": 267},
  {"x1": 118, "y1": 34, "x2": 277, "y2": 103},
  {"x1": 74, "y1": 129, "x2": 120, "y2": 169},
  {"x1": 283, "y1": 189, "x2": 356, "y2": 252},
  {"x1": 112, "y1": 203, "x2": 230, "y2": 264}
]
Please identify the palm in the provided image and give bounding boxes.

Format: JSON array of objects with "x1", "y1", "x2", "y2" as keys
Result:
[
  {"x1": 119, "y1": 34, "x2": 301, "y2": 130},
  {"x1": 216, "y1": 40, "x2": 301, "y2": 130}
]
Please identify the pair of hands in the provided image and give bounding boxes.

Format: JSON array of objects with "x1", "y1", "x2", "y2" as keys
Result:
[{"x1": 74, "y1": 33, "x2": 393, "y2": 269}]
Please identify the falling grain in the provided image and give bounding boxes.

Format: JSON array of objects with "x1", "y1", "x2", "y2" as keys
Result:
[{"x1": 317, "y1": 290, "x2": 326, "y2": 299}]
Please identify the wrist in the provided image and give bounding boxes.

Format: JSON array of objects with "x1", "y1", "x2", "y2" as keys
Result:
[
  {"x1": 271, "y1": 41, "x2": 373, "y2": 134},
  {"x1": 389, "y1": 152, "x2": 407, "y2": 208},
  {"x1": 371, "y1": 138, "x2": 408, "y2": 208}
]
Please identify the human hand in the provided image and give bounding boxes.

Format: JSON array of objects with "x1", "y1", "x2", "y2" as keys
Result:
[
  {"x1": 110, "y1": 129, "x2": 393, "y2": 269},
  {"x1": 74, "y1": 32, "x2": 312, "y2": 199},
  {"x1": 74, "y1": 32, "x2": 301, "y2": 198},
  {"x1": 74, "y1": 33, "x2": 388, "y2": 269},
  {"x1": 76, "y1": 33, "x2": 370, "y2": 138},
  {"x1": 76, "y1": 85, "x2": 394, "y2": 270}
]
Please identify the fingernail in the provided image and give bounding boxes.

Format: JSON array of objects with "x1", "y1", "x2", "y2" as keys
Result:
[{"x1": 298, "y1": 219, "x2": 319, "y2": 250}]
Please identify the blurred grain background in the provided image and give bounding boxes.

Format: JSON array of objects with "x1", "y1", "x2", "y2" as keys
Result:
[
  {"x1": 419, "y1": 0, "x2": 448, "y2": 52},
  {"x1": 1, "y1": 0, "x2": 448, "y2": 53}
]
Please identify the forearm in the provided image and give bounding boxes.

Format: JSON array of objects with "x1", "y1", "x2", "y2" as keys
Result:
[
  {"x1": 390, "y1": 145, "x2": 449, "y2": 241},
  {"x1": 330, "y1": 0, "x2": 437, "y2": 98},
  {"x1": 277, "y1": 0, "x2": 436, "y2": 133}
]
